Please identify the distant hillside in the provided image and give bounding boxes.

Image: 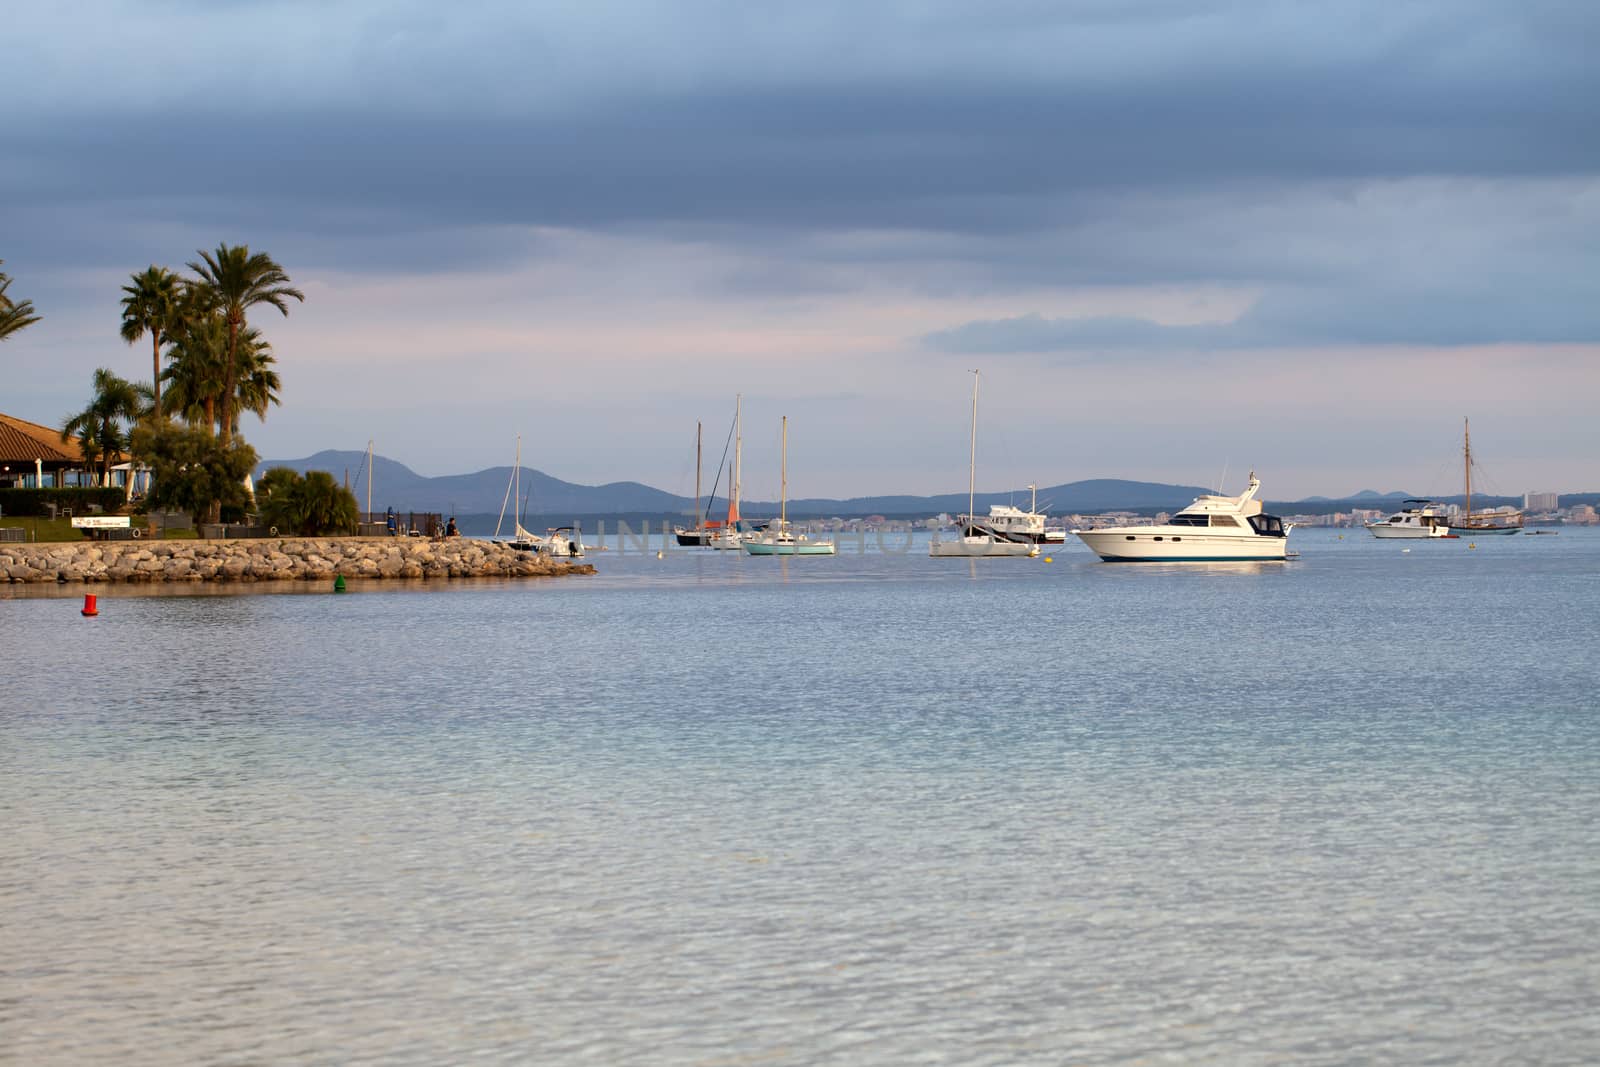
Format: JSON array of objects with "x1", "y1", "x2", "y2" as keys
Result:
[
  {"x1": 265, "y1": 450, "x2": 1514, "y2": 518},
  {"x1": 256, "y1": 450, "x2": 685, "y2": 515},
  {"x1": 775, "y1": 478, "x2": 1214, "y2": 517}
]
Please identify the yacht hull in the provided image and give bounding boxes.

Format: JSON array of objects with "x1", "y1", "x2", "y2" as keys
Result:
[
  {"x1": 1367, "y1": 525, "x2": 1454, "y2": 539},
  {"x1": 1074, "y1": 529, "x2": 1288, "y2": 562}
]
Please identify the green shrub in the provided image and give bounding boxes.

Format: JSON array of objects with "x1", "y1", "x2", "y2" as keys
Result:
[
  {"x1": 256, "y1": 467, "x2": 359, "y2": 536},
  {"x1": 0, "y1": 486, "x2": 127, "y2": 518}
]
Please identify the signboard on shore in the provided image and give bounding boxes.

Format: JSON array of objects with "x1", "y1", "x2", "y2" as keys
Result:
[{"x1": 70, "y1": 516, "x2": 131, "y2": 529}]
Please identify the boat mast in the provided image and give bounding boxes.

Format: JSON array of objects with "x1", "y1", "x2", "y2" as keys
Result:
[
  {"x1": 780, "y1": 415, "x2": 788, "y2": 529},
  {"x1": 729, "y1": 394, "x2": 742, "y2": 528},
  {"x1": 967, "y1": 370, "x2": 979, "y2": 530},
  {"x1": 694, "y1": 421, "x2": 702, "y2": 533},
  {"x1": 1463, "y1": 416, "x2": 1472, "y2": 522},
  {"x1": 366, "y1": 439, "x2": 373, "y2": 521}
]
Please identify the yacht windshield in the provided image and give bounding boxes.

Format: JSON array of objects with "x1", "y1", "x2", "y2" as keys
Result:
[
  {"x1": 1248, "y1": 514, "x2": 1285, "y2": 537},
  {"x1": 1168, "y1": 514, "x2": 1208, "y2": 526}
]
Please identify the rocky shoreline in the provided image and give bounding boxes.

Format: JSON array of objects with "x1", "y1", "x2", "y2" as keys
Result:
[{"x1": 0, "y1": 537, "x2": 595, "y2": 584}]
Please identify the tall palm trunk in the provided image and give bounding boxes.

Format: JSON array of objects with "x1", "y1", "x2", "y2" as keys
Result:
[
  {"x1": 220, "y1": 312, "x2": 240, "y2": 447},
  {"x1": 152, "y1": 333, "x2": 163, "y2": 417}
]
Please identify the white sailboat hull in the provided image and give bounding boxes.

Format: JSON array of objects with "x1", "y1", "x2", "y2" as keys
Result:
[{"x1": 929, "y1": 536, "x2": 1037, "y2": 558}]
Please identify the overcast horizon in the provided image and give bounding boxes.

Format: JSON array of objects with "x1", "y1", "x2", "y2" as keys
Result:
[{"x1": 4, "y1": 1, "x2": 1596, "y2": 500}]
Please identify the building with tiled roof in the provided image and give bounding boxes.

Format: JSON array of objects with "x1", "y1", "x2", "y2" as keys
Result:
[{"x1": 0, "y1": 411, "x2": 87, "y2": 487}]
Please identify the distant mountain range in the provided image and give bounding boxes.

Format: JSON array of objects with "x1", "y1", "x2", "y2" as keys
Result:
[{"x1": 255, "y1": 451, "x2": 1514, "y2": 518}]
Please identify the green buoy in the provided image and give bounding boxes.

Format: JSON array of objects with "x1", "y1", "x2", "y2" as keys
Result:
[{"x1": 334, "y1": 573, "x2": 347, "y2": 592}]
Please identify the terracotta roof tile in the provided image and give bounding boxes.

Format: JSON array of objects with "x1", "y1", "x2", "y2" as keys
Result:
[{"x1": 0, "y1": 412, "x2": 85, "y2": 464}]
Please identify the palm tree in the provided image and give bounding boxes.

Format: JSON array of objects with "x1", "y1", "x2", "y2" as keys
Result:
[
  {"x1": 119, "y1": 266, "x2": 181, "y2": 416},
  {"x1": 61, "y1": 369, "x2": 143, "y2": 487},
  {"x1": 186, "y1": 244, "x2": 303, "y2": 447},
  {"x1": 161, "y1": 309, "x2": 229, "y2": 432},
  {"x1": 0, "y1": 260, "x2": 42, "y2": 342},
  {"x1": 232, "y1": 339, "x2": 282, "y2": 431},
  {"x1": 163, "y1": 318, "x2": 279, "y2": 437}
]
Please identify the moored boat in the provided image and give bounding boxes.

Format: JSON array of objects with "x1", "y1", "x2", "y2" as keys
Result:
[
  {"x1": 931, "y1": 371, "x2": 1039, "y2": 559},
  {"x1": 742, "y1": 415, "x2": 836, "y2": 557},
  {"x1": 708, "y1": 396, "x2": 756, "y2": 550},
  {"x1": 957, "y1": 488, "x2": 1065, "y2": 546},
  {"x1": 673, "y1": 420, "x2": 712, "y2": 546},
  {"x1": 1454, "y1": 418, "x2": 1524, "y2": 534},
  {"x1": 1366, "y1": 500, "x2": 1456, "y2": 539},
  {"x1": 491, "y1": 435, "x2": 545, "y2": 551},
  {"x1": 1072, "y1": 473, "x2": 1290, "y2": 561}
]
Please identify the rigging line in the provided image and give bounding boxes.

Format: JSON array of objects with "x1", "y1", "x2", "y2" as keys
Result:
[
  {"x1": 494, "y1": 444, "x2": 518, "y2": 537},
  {"x1": 669, "y1": 427, "x2": 698, "y2": 500},
  {"x1": 703, "y1": 406, "x2": 737, "y2": 525}
]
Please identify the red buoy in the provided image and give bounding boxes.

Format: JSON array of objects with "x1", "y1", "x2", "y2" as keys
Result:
[{"x1": 81, "y1": 593, "x2": 98, "y2": 617}]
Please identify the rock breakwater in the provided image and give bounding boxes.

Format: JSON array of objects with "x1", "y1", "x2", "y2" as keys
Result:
[{"x1": 1, "y1": 537, "x2": 595, "y2": 584}]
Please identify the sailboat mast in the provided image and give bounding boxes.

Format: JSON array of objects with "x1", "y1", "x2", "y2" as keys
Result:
[
  {"x1": 780, "y1": 415, "x2": 788, "y2": 528},
  {"x1": 1464, "y1": 416, "x2": 1472, "y2": 521},
  {"x1": 730, "y1": 394, "x2": 743, "y2": 526},
  {"x1": 694, "y1": 421, "x2": 702, "y2": 533},
  {"x1": 967, "y1": 370, "x2": 979, "y2": 525},
  {"x1": 366, "y1": 439, "x2": 373, "y2": 521}
]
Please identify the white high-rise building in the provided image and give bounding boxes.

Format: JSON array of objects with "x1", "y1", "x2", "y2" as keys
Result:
[{"x1": 1525, "y1": 491, "x2": 1560, "y2": 511}]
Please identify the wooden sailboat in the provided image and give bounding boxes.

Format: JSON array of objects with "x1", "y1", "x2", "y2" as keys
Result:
[
  {"x1": 930, "y1": 370, "x2": 1037, "y2": 558},
  {"x1": 742, "y1": 416, "x2": 836, "y2": 556},
  {"x1": 1456, "y1": 417, "x2": 1523, "y2": 535}
]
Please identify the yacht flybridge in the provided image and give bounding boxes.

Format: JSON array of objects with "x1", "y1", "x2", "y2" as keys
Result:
[
  {"x1": 1072, "y1": 474, "x2": 1291, "y2": 561},
  {"x1": 1365, "y1": 500, "x2": 1456, "y2": 539}
]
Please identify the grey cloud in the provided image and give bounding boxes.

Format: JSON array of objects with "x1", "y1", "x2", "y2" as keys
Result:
[
  {"x1": 923, "y1": 314, "x2": 1242, "y2": 354},
  {"x1": 922, "y1": 280, "x2": 1600, "y2": 353},
  {"x1": 3, "y1": 0, "x2": 1597, "y2": 349}
]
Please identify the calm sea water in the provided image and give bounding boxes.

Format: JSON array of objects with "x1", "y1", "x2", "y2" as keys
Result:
[{"x1": 4, "y1": 528, "x2": 1599, "y2": 1065}]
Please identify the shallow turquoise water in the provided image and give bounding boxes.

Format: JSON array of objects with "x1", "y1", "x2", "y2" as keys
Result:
[{"x1": 4, "y1": 529, "x2": 1599, "y2": 1064}]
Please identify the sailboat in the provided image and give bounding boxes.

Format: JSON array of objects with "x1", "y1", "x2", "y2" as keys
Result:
[
  {"x1": 930, "y1": 370, "x2": 1037, "y2": 558},
  {"x1": 492, "y1": 435, "x2": 544, "y2": 552},
  {"x1": 742, "y1": 416, "x2": 837, "y2": 556},
  {"x1": 673, "y1": 421, "x2": 713, "y2": 546},
  {"x1": 709, "y1": 395, "x2": 751, "y2": 550},
  {"x1": 491, "y1": 436, "x2": 585, "y2": 557},
  {"x1": 1456, "y1": 417, "x2": 1523, "y2": 535}
]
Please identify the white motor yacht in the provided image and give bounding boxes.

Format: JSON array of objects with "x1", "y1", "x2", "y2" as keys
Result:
[
  {"x1": 1072, "y1": 473, "x2": 1290, "y2": 561},
  {"x1": 957, "y1": 486, "x2": 1066, "y2": 546},
  {"x1": 1365, "y1": 500, "x2": 1455, "y2": 539}
]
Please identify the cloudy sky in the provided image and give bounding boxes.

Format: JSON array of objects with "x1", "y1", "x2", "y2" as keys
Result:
[{"x1": 4, "y1": 0, "x2": 1596, "y2": 500}]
